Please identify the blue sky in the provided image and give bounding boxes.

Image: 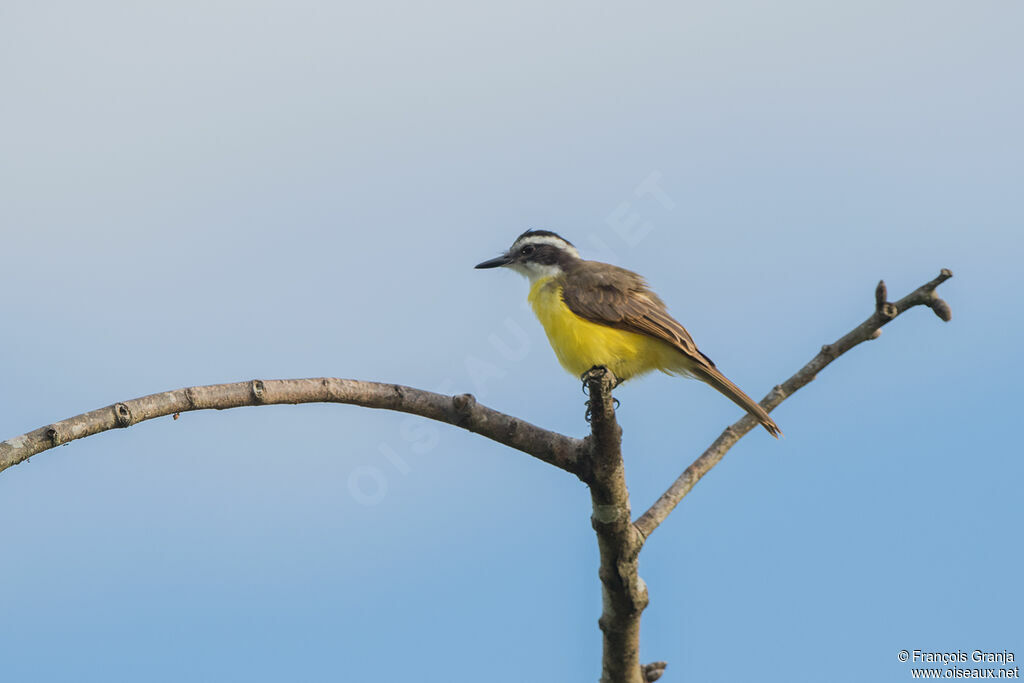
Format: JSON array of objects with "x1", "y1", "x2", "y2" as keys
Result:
[{"x1": 1, "y1": 2, "x2": 1021, "y2": 681}]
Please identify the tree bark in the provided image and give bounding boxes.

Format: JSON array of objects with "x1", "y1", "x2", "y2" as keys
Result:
[{"x1": 581, "y1": 368, "x2": 653, "y2": 683}]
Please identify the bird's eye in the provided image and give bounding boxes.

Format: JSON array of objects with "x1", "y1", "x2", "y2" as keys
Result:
[{"x1": 520, "y1": 245, "x2": 535, "y2": 256}]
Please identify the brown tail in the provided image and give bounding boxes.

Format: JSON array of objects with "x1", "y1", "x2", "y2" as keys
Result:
[{"x1": 691, "y1": 365, "x2": 782, "y2": 438}]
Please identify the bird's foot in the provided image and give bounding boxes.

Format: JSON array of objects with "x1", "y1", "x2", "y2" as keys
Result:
[
  {"x1": 584, "y1": 396, "x2": 620, "y2": 423},
  {"x1": 580, "y1": 365, "x2": 607, "y2": 386},
  {"x1": 580, "y1": 366, "x2": 621, "y2": 389}
]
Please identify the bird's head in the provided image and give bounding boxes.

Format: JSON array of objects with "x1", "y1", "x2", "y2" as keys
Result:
[{"x1": 475, "y1": 230, "x2": 581, "y2": 281}]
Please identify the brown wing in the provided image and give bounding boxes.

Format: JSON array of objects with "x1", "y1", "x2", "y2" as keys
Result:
[
  {"x1": 559, "y1": 261, "x2": 716, "y2": 369},
  {"x1": 560, "y1": 260, "x2": 782, "y2": 437}
]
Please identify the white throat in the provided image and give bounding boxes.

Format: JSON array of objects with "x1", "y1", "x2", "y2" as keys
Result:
[{"x1": 509, "y1": 261, "x2": 564, "y2": 284}]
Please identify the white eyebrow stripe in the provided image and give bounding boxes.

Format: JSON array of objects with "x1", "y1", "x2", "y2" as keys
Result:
[{"x1": 512, "y1": 235, "x2": 581, "y2": 258}]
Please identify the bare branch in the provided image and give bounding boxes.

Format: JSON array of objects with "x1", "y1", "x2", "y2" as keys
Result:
[
  {"x1": 0, "y1": 378, "x2": 583, "y2": 477},
  {"x1": 582, "y1": 368, "x2": 651, "y2": 683},
  {"x1": 634, "y1": 269, "x2": 953, "y2": 539}
]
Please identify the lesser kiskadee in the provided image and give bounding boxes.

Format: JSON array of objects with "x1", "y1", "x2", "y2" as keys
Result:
[{"x1": 475, "y1": 230, "x2": 781, "y2": 437}]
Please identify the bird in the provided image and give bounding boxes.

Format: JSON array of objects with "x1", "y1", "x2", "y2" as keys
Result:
[{"x1": 475, "y1": 229, "x2": 781, "y2": 437}]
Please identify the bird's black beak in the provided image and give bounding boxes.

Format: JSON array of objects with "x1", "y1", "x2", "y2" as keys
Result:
[{"x1": 474, "y1": 253, "x2": 512, "y2": 269}]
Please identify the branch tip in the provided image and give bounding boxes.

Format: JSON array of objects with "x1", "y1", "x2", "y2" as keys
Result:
[
  {"x1": 643, "y1": 661, "x2": 668, "y2": 682},
  {"x1": 931, "y1": 298, "x2": 952, "y2": 322}
]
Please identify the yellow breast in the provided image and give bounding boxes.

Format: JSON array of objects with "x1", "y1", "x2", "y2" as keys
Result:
[{"x1": 527, "y1": 277, "x2": 681, "y2": 381}]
